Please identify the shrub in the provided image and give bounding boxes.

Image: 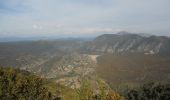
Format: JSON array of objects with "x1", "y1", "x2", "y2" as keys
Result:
[
  {"x1": 0, "y1": 67, "x2": 55, "y2": 100},
  {"x1": 125, "y1": 82, "x2": 170, "y2": 100}
]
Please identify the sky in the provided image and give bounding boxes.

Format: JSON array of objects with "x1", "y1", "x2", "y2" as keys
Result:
[{"x1": 0, "y1": 0, "x2": 170, "y2": 37}]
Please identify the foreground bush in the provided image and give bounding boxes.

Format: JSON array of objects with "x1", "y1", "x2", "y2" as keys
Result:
[
  {"x1": 0, "y1": 67, "x2": 57, "y2": 100},
  {"x1": 125, "y1": 82, "x2": 170, "y2": 100},
  {"x1": 106, "y1": 91, "x2": 124, "y2": 100},
  {"x1": 76, "y1": 79, "x2": 124, "y2": 100}
]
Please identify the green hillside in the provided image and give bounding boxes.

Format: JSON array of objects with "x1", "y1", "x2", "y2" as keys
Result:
[
  {"x1": 1, "y1": 67, "x2": 170, "y2": 100},
  {"x1": 0, "y1": 67, "x2": 76, "y2": 100},
  {"x1": 0, "y1": 67, "x2": 125, "y2": 100},
  {"x1": 97, "y1": 54, "x2": 170, "y2": 89}
]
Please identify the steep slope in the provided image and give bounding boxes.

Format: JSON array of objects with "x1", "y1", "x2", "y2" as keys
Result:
[
  {"x1": 0, "y1": 39, "x2": 82, "y2": 68},
  {"x1": 83, "y1": 32, "x2": 170, "y2": 55},
  {"x1": 0, "y1": 39, "x2": 105, "y2": 89},
  {"x1": 96, "y1": 54, "x2": 170, "y2": 89},
  {"x1": 0, "y1": 67, "x2": 77, "y2": 100},
  {"x1": 22, "y1": 53, "x2": 98, "y2": 89},
  {"x1": 0, "y1": 67, "x2": 126, "y2": 100},
  {"x1": 1, "y1": 33, "x2": 170, "y2": 91}
]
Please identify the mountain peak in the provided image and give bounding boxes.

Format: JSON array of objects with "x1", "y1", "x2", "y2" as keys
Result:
[
  {"x1": 85, "y1": 33, "x2": 170, "y2": 55},
  {"x1": 116, "y1": 31, "x2": 153, "y2": 37},
  {"x1": 116, "y1": 31, "x2": 131, "y2": 35}
]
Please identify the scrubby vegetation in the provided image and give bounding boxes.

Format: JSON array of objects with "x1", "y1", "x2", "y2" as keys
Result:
[
  {"x1": 97, "y1": 54, "x2": 170, "y2": 88},
  {"x1": 0, "y1": 67, "x2": 77, "y2": 100},
  {"x1": 125, "y1": 82, "x2": 170, "y2": 100},
  {"x1": 1, "y1": 67, "x2": 170, "y2": 100},
  {"x1": 76, "y1": 79, "x2": 124, "y2": 100},
  {"x1": 0, "y1": 67, "x2": 58, "y2": 100},
  {"x1": 0, "y1": 67, "x2": 125, "y2": 100}
]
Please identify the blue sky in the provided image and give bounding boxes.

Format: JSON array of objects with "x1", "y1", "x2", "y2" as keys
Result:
[{"x1": 0, "y1": 0, "x2": 170, "y2": 37}]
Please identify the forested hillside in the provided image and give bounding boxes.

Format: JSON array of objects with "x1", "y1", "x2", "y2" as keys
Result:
[
  {"x1": 0, "y1": 67, "x2": 77, "y2": 100},
  {"x1": 1, "y1": 67, "x2": 170, "y2": 100},
  {"x1": 0, "y1": 67, "x2": 125, "y2": 100},
  {"x1": 97, "y1": 54, "x2": 170, "y2": 89},
  {"x1": 0, "y1": 32, "x2": 170, "y2": 100}
]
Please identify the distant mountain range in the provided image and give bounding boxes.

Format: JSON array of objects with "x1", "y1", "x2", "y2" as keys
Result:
[
  {"x1": 1, "y1": 31, "x2": 170, "y2": 89},
  {"x1": 83, "y1": 31, "x2": 170, "y2": 55}
]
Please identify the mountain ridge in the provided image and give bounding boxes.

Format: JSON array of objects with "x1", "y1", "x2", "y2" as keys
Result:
[{"x1": 83, "y1": 32, "x2": 170, "y2": 55}]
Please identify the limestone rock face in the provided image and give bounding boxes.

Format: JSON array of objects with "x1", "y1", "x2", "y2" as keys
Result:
[{"x1": 83, "y1": 33, "x2": 170, "y2": 55}]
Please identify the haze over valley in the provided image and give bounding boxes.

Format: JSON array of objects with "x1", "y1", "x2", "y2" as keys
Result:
[
  {"x1": 1, "y1": 32, "x2": 170, "y2": 89},
  {"x1": 1, "y1": 0, "x2": 170, "y2": 99}
]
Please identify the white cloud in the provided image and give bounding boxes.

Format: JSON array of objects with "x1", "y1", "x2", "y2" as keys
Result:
[
  {"x1": 77, "y1": 27, "x2": 115, "y2": 34},
  {"x1": 0, "y1": 0, "x2": 170, "y2": 36},
  {"x1": 32, "y1": 24, "x2": 42, "y2": 30}
]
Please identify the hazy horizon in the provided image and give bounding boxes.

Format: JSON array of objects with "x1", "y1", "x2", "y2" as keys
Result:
[
  {"x1": 1, "y1": 1, "x2": 170, "y2": 99},
  {"x1": 0, "y1": 0, "x2": 170, "y2": 37}
]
